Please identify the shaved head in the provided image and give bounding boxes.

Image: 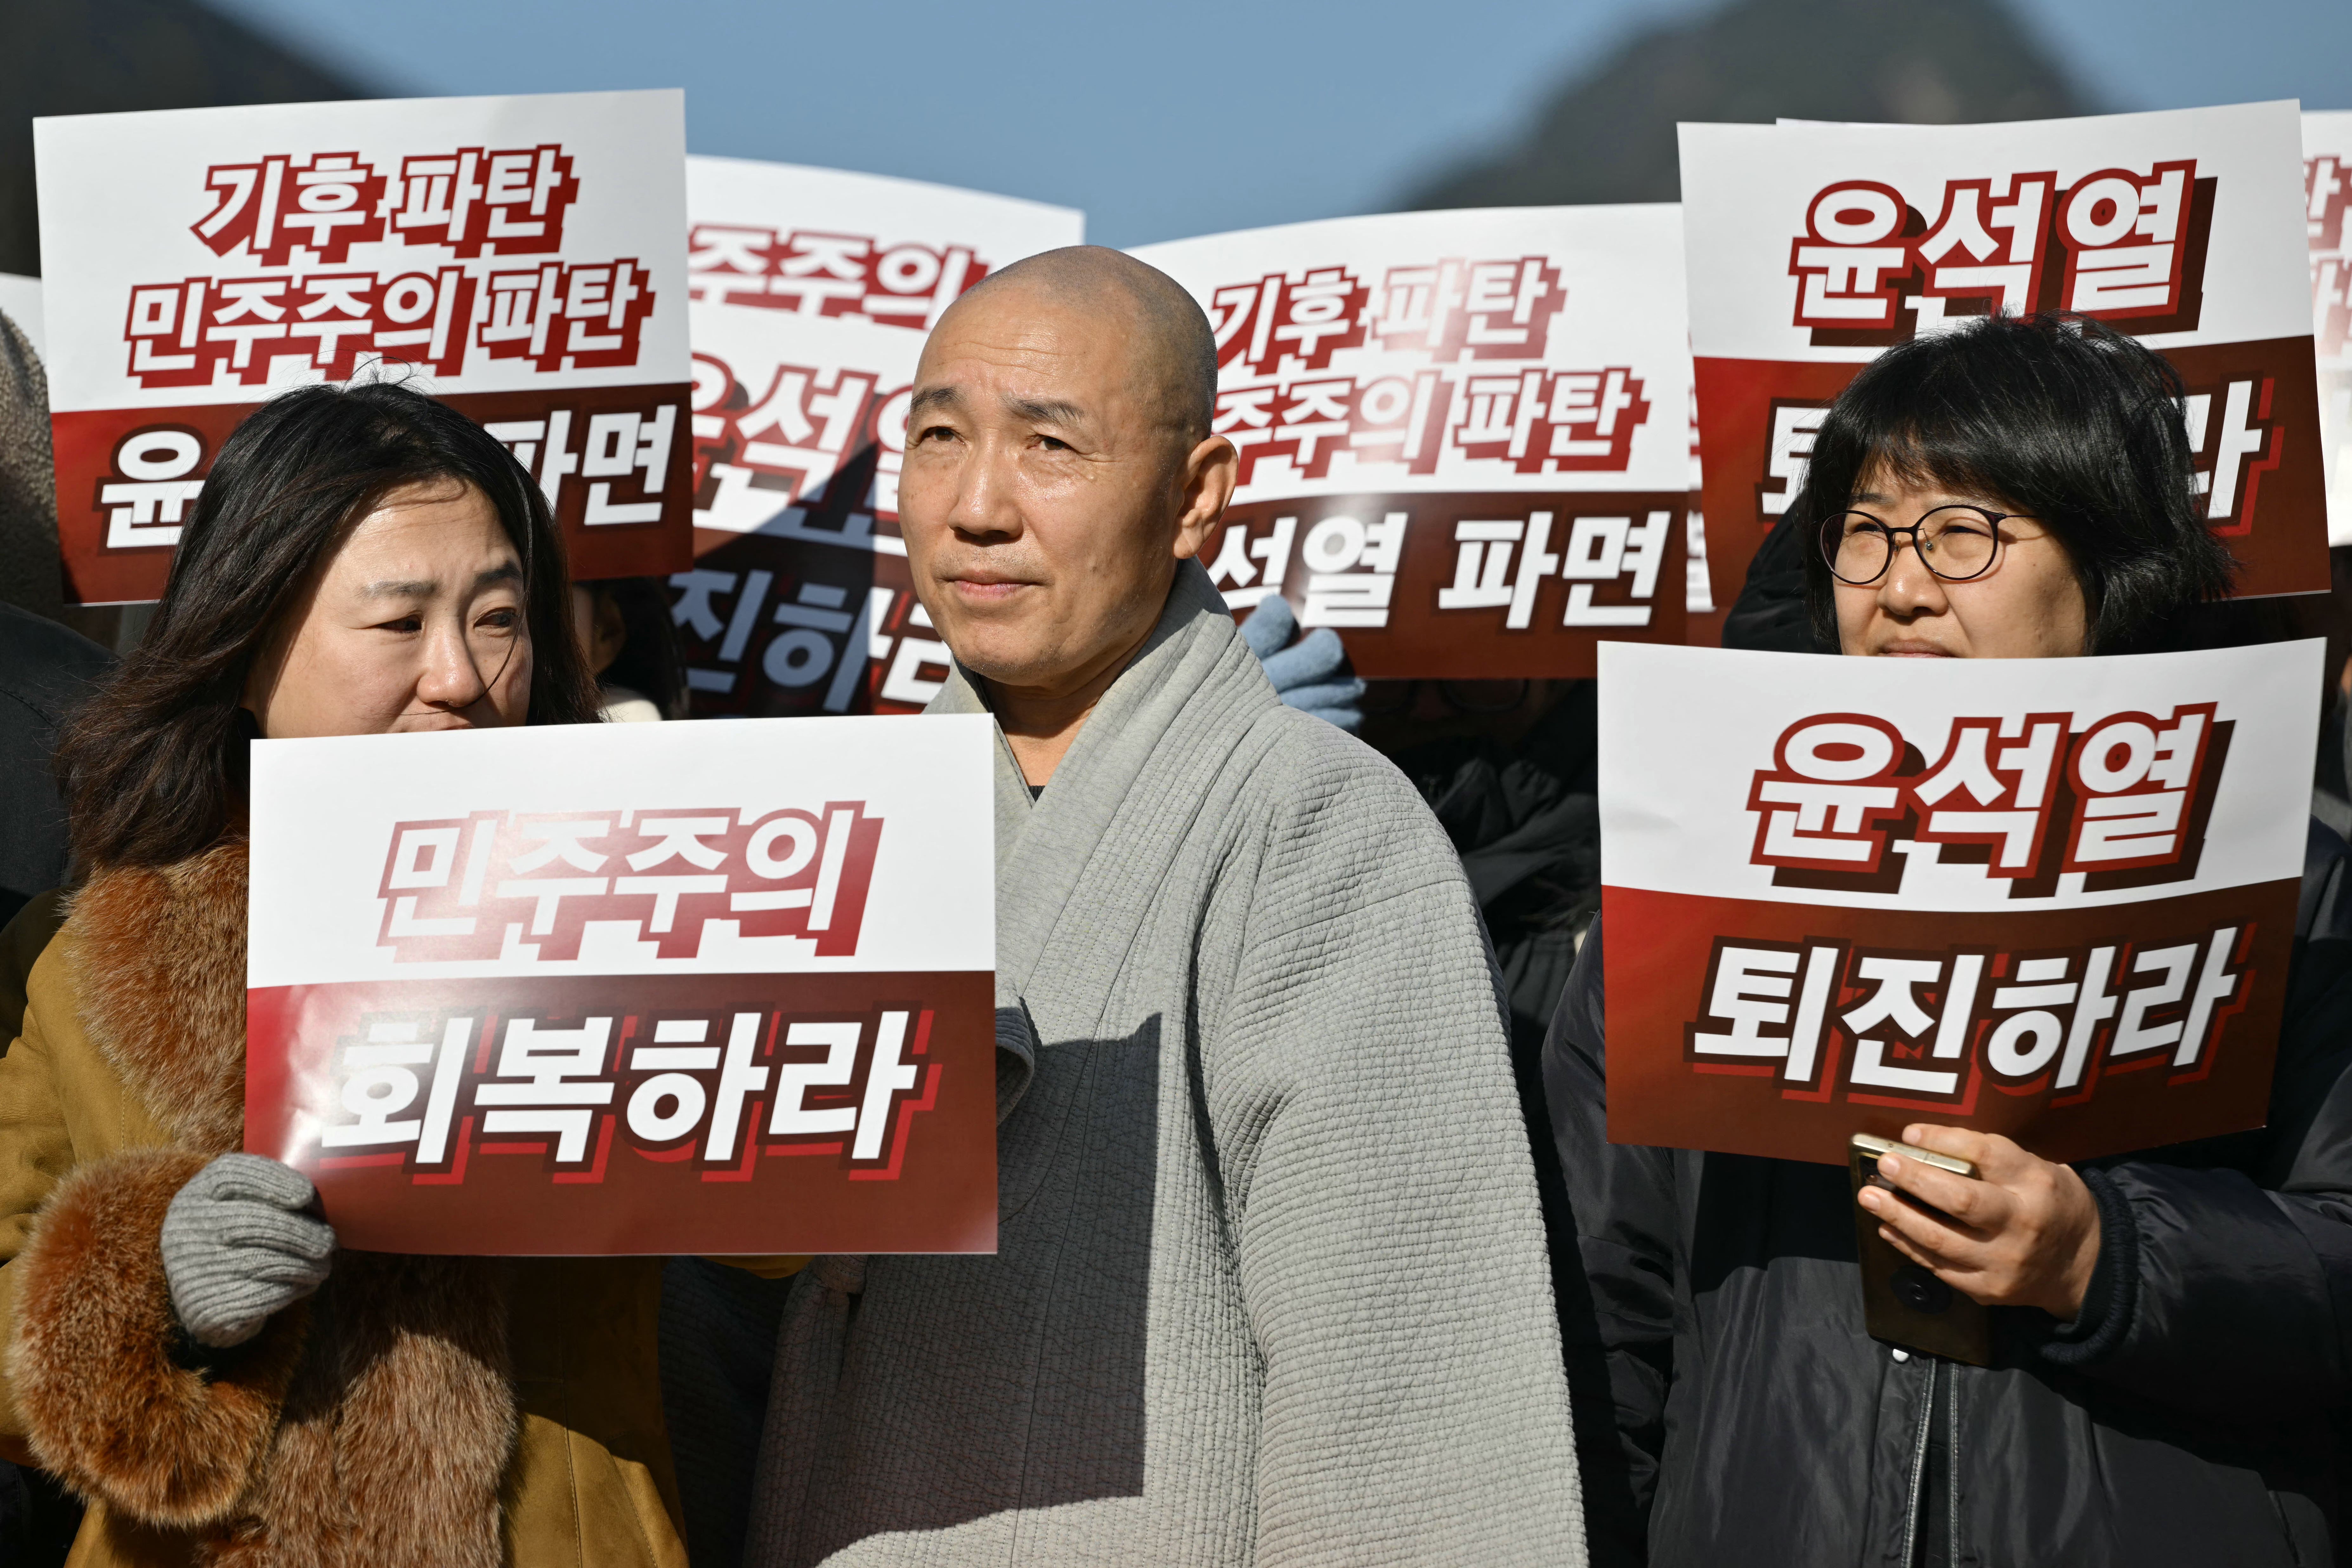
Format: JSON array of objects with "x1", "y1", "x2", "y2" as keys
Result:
[
  {"x1": 899, "y1": 245, "x2": 1238, "y2": 777},
  {"x1": 943, "y1": 245, "x2": 1218, "y2": 446}
]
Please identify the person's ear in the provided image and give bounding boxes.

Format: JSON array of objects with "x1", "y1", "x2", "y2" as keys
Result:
[{"x1": 1170, "y1": 434, "x2": 1237, "y2": 564}]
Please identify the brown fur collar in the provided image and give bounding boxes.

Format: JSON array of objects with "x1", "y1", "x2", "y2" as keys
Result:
[
  {"x1": 18, "y1": 843, "x2": 517, "y2": 1566},
  {"x1": 69, "y1": 840, "x2": 252, "y2": 1155}
]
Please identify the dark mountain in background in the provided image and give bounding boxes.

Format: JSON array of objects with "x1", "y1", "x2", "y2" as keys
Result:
[
  {"x1": 1407, "y1": 0, "x2": 2096, "y2": 210},
  {"x1": 0, "y1": 0, "x2": 2096, "y2": 274},
  {"x1": 0, "y1": 0, "x2": 370, "y2": 275}
]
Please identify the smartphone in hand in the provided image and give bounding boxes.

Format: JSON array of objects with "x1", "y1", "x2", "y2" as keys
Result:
[{"x1": 1850, "y1": 1133, "x2": 1992, "y2": 1367}]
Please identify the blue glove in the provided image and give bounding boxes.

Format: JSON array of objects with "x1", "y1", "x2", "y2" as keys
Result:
[{"x1": 1240, "y1": 593, "x2": 1366, "y2": 732}]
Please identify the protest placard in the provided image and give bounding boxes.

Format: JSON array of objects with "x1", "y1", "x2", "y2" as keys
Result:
[
  {"x1": 1131, "y1": 206, "x2": 1692, "y2": 677},
  {"x1": 0, "y1": 274, "x2": 41, "y2": 357},
  {"x1": 35, "y1": 90, "x2": 692, "y2": 604},
  {"x1": 675, "y1": 158, "x2": 1081, "y2": 715},
  {"x1": 1683, "y1": 102, "x2": 2328, "y2": 624},
  {"x1": 1683, "y1": 386, "x2": 1712, "y2": 616},
  {"x1": 2306, "y1": 110, "x2": 2352, "y2": 546},
  {"x1": 245, "y1": 715, "x2": 997, "y2": 1255},
  {"x1": 676, "y1": 305, "x2": 945, "y2": 715},
  {"x1": 684, "y1": 155, "x2": 1083, "y2": 329},
  {"x1": 1598, "y1": 639, "x2": 2320, "y2": 1166}
]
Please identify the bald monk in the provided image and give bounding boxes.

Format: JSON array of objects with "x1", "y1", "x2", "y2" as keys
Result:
[{"x1": 745, "y1": 248, "x2": 1585, "y2": 1565}]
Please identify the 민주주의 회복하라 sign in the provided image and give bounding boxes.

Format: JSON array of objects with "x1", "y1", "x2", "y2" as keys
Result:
[
  {"x1": 1598, "y1": 638, "x2": 2321, "y2": 1165},
  {"x1": 243, "y1": 715, "x2": 997, "y2": 1256}
]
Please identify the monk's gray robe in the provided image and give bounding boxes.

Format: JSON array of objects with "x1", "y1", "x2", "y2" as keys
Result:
[{"x1": 745, "y1": 563, "x2": 1585, "y2": 1566}]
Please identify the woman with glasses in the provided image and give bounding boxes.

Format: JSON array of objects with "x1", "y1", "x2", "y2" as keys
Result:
[
  {"x1": 1545, "y1": 313, "x2": 2351, "y2": 1568},
  {"x1": 1806, "y1": 307, "x2": 2231, "y2": 661}
]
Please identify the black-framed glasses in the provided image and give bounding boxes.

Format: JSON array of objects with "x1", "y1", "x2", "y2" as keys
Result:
[{"x1": 1819, "y1": 505, "x2": 2021, "y2": 586}]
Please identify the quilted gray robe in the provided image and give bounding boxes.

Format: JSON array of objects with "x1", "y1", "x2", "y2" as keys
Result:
[{"x1": 744, "y1": 562, "x2": 1585, "y2": 1566}]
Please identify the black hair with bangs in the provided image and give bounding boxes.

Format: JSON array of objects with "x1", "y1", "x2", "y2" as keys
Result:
[
  {"x1": 1795, "y1": 312, "x2": 2235, "y2": 655},
  {"x1": 56, "y1": 380, "x2": 599, "y2": 870}
]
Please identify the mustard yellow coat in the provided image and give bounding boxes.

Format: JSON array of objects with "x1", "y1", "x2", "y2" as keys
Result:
[{"x1": 0, "y1": 846, "x2": 697, "y2": 1568}]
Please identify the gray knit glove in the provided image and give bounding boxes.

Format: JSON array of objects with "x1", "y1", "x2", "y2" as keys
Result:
[{"x1": 160, "y1": 1153, "x2": 336, "y2": 1349}]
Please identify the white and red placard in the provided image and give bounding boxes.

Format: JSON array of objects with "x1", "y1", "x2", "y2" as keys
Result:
[
  {"x1": 1682, "y1": 102, "x2": 2328, "y2": 621},
  {"x1": 2305, "y1": 111, "x2": 2352, "y2": 546},
  {"x1": 1599, "y1": 639, "x2": 2322, "y2": 1166},
  {"x1": 684, "y1": 155, "x2": 1082, "y2": 329},
  {"x1": 680, "y1": 307, "x2": 955, "y2": 716},
  {"x1": 0, "y1": 274, "x2": 42, "y2": 358},
  {"x1": 676, "y1": 157, "x2": 1080, "y2": 717},
  {"x1": 1131, "y1": 206, "x2": 1692, "y2": 676},
  {"x1": 245, "y1": 715, "x2": 997, "y2": 1256},
  {"x1": 1683, "y1": 381, "x2": 1712, "y2": 616},
  {"x1": 35, "y1": 90, "x2": 692, "y2": 604}
]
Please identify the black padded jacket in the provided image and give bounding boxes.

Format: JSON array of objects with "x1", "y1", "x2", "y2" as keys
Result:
[{"x1": 1545, "y1": 874, "x2": 2352, "y2": 1567}]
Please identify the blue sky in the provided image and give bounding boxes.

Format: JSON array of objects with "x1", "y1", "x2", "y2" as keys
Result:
[{"x1": 209, "y1": 0, "x2": 2352, "y2": 248}]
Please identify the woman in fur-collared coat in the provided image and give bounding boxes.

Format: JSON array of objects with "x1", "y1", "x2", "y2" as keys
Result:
[{"x1": 0, "y1": 383, "x2": 690, "y2": 1567}]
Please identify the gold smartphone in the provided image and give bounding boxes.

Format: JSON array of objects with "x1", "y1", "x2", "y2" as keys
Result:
[{"x1": 1849, "y1": 1133, "x2": 1991, "y2": 1367}]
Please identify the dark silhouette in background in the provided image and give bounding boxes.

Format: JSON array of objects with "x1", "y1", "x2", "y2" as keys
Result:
[
  {"x1": 1407, "y1": 0, "x2": 2094, "y2": 211},
  {"x1": 0, "y1": 0, "x2": 367, "y2": 277}
]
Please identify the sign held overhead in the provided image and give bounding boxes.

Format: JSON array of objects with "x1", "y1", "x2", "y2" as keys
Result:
[
  {"x1": 36, "y1": 90, "x2": 695, "y2": 604},
  {"x1": 675, "y1": 157, "x2": 1082, "y2": 716},
  {"x1": 1133, "y1": 206, "x2": 1695, "y2": 678},
  {"x1": 1682, "y1": 102, "x2": 2328, "y2": 619}
]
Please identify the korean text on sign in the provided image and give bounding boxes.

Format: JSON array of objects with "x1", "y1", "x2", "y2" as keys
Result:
[
  {"x1": 36, "y1": 91, "x2": 692, "y2": 603},
  {"x1": 1598, "y1": 640, "x2": 2319, "y2": 1166},
  {"x1": 244, "y1": 715, "x2": 996, "y2": 1256},
  {"x1": 676, "y1": 159, "x2": 1082, "y2": 717},
  {"x1": 1131, "y1": 206, "x2": 1693, "y2": 677},
  {"x1": 2304, "y1": 111, "x2": 2352, "y2": 546},
  {"x1": 1681, "y1": 103, "x2": 2328, "y2": 621}
]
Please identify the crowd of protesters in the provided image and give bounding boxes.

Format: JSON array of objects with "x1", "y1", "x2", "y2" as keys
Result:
[{"x1": 0, "y1": 248, "x2": 2345, "y2": 1568}]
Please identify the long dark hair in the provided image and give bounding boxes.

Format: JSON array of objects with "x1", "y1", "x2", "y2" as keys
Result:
[
  {"x1": 1796, "y1": 312, "x2": 2235, "y2": 655},
  {"x1": 56, "y1": 381, "x2": 600, "y2": 870}
]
